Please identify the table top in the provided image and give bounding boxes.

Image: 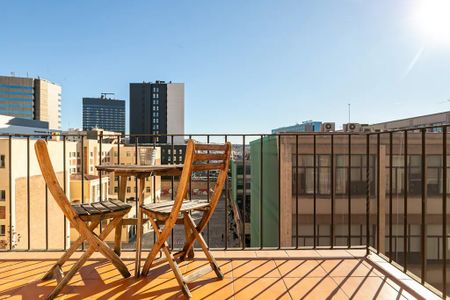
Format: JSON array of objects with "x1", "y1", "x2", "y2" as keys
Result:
[{"x1": 96, "y1": 164, "x2": 184, "y2": 176}]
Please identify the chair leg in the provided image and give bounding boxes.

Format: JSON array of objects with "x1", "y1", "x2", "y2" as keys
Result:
[
  {"x1": 183, "y1": 215, "x2": 194, "y2": 260},
  {"x1": 140, "y1": 212, "x2": 168, "y2": 276},
  {"x1": 46, "y1": 215, "x2": 131, "y2": 299},
  {"x1": 46, "y1": 246, "x2": 96, "y2": 300},
  {"x1": 147, "y1": 218, "x2": 191, "y2": 297},
  {"x1": 162, "y1": 243, "x2": 192, "y2": 298},
  {"x1": 42, "y1": 220, "x2": 100, "y2": 280},
  {"x1": 94, "y1": 216, "x2": 131, "y2": 278},
  {"x1": 114, "y1": 219, "x2": 123, "y2": 256},
  {"x1": 185, "y1": 214, "x2": 223, "y2": 279},
  {"x1": 180, "y1": 211, "x2": 210, "y2": 261}
]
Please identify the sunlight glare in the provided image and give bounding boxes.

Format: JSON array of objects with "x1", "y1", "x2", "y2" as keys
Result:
[{"x1": 413, "y1": 0, "x2": 450, "y2": 45}]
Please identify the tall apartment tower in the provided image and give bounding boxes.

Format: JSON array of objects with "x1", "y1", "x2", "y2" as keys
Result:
[
  {"x1": 129, "y1": 80, "x2": 184, "y2": 144},
  {"x1": 0, "y1": 75, "x2": 61, "y2": 130},
  {"x1": 82, "y1": 96, "x2": 125, "y2": 134}
]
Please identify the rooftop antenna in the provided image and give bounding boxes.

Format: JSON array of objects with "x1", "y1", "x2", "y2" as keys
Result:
[
  {"x1": 348, "y1": 103, "x2": 351, "y2": 123},
  {"x1": 101, "y1": 92, "x2": 115, "y2": 99}
]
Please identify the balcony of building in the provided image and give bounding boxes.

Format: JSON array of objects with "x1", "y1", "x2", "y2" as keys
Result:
[
  {"x1": 0, "y1": 249, "x2": 441, "y2": 299},
  {"x1": 0, "y1": 127, "x2": 449, "y2": 299}
]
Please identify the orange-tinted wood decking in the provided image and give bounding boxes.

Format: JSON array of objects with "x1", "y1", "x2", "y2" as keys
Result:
[{"x1": 0, "y1": 250, "x2": 437, "y2": 299}]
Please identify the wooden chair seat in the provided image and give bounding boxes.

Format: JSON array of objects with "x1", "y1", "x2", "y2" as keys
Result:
[
  {"x1": 142, "y1": 200, "x2": 209, "y2": 216},
  {"x1": 72, "y1": 200, "x2": 132, "y2": 221}
]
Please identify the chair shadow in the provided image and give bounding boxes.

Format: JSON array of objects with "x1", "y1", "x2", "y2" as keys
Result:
[{"x1": 0, "y1": 260, "x2": 191, "y2": 299}]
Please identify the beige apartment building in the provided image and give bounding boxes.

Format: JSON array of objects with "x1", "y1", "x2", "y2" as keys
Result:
[
  {"x1": 70, "y1": 174, "x2": 109, "y2": 203},
  {"x1": 0, "y1": 138, "x2": 77, "y2": 249},
  {"x1": 0, "y1": 131, "x2": 164, "y2": 248}
]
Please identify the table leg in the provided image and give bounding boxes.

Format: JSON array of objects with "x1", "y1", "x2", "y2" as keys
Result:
[
  {"x1": 118, "y1": 175, "x2": 127, "y2": 202},
  {"x1": 135, "y1": 176, "x2": 146, "y2": 276},
  {"x1": 115, "y1": 175, "x2": 128, "y2": 256}
]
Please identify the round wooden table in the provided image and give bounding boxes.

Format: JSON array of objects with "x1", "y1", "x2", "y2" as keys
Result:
[{"x1": 96, "y1": 164, "x2": 184, "y2": 276}]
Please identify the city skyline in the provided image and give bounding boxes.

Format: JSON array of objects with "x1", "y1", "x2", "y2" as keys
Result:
[{"x1": 2, "y1": 0, "x2": 450, "y2": 134}]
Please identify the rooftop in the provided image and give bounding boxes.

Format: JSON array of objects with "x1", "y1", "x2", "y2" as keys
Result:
[{"x1": 0, "y1": 250, "x2": 440, "y2": 299}]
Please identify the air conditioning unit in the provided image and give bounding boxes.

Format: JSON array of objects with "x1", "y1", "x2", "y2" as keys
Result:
[
  {"x1": 344, "y1": 123, "x2": 361, "y2": 132},
  {"x1": 360, "y1": 124, "x2": 371, "y2": 133},
  {"x1": 320, "y1": 122, "x2": 335, "y2": 132}
]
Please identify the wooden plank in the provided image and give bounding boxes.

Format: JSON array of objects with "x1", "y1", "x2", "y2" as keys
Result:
[
  {"x1": 121, "y1": 218, "x2": 150, "y2": 225},
  {"x1": 195, "y1": 144, "x2": 227, "y2": 151},
  {"x1": 81, "y1": 204, "x2": 102, "y2": 215},
  {"x1": 96, "y1": 164, "x2": 183, "y2": 174},
  {"x1": 72, "y1": 205, "x2": 90, "y2": 215},
  {"x1": 144, "y1": 200, "x2": 209, "y2": 215},
  {"x1": 183, "y1": 265, "x2": 213, "y2": 283},
  {"x1": 110, "y1": 199, "x2": 132, "y2": 209},
  {"x1": 100, "y1": 201, "x2": 126, "y2": 212},
  {"x1": 91, "y1": 202, "x2": 111, "y2": 213},
  {"x1": 192, "y1": 163, "x2": 225, "y2": 171},
  {"x1": 193, "y1": 153, "x2": 227, "y2": 161}
]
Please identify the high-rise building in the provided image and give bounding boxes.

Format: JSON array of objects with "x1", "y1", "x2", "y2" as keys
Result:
[
  {"x1": 129, "y1": 80, "x2": 184, "y2": 144},
  {"x1": 0, "y1": 75, "x2": 61, "y2": 130},
  {"x1": 82, "y1": 96, "x2": 125, "y2": 134}
]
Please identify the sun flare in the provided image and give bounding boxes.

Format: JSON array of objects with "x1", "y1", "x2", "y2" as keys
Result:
[{"x1": 413, "y1": 0, "x2": 450, "y2": 45}]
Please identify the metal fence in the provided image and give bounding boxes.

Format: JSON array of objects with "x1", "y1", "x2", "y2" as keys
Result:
[{"x1": 0, "y1": 126, "x2": 449, "y2": 298}]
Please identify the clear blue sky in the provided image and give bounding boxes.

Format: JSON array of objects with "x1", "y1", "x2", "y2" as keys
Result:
[{"x1": 2, "y1": 0, "x2": 450, "y2": 133}]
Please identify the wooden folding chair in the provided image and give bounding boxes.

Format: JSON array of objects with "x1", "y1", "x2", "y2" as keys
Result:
[
  {"x1": 34, "y1": 140, "x2": 132, "y2": 300},
  {"x1": 140, "y1": 139, "x2": 231, "y2": 297}
]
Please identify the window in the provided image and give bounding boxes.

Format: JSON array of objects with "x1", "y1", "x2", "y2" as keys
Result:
[
  {"x1": 0, "y1": 225, "x2": 5, "y2": 236},
  {"x1": 146, "y1": 187, "x2": 151, "y2": 193},
  {"x1": 292, "y1": 154, "x2": 375, "y2": 196},
  {"x1": 0, "y1": 190, "x2": 5, "y2": 201},
  {"x1": 0, "y1": 155, "x2": 5, "y2": 168},
  {"x1": 127, "y1": 187, "x2": 131, "y2": 193},
  {"x1": 114, "y1": 187, "x2": 118, "y2": 193}
]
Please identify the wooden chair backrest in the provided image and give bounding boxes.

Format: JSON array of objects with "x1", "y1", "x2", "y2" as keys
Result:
[
  {"x1": 168, "y1": 139, "x2": 231, "y2": 226},
  {"x1": 34, "y1": 140, "x2": 79, "y2": 225}
]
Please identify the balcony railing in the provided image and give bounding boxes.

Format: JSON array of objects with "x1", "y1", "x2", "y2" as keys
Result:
[{"x1": 0, "y1": 126, "x2": 449, "y2": 298}]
